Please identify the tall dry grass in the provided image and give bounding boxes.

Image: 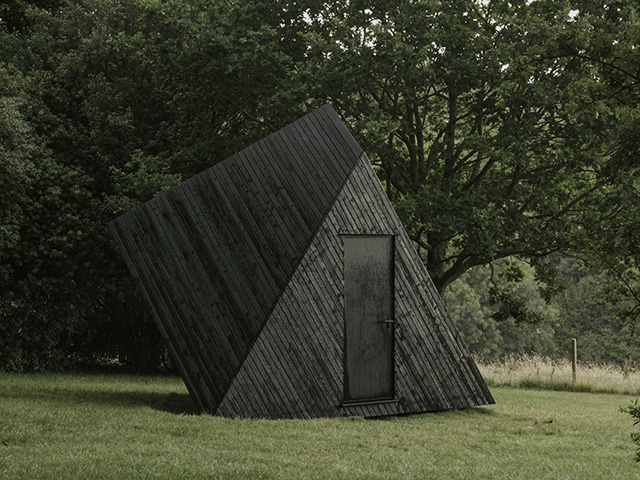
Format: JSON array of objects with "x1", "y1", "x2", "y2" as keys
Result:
[{"x1": 477, "y1": 354, "x2": 640, "y2": 395}]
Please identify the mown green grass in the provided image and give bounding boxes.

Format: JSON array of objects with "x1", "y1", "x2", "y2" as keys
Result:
[{"x1": 0, "y1": 372, "x2": 638, "y2": 479}]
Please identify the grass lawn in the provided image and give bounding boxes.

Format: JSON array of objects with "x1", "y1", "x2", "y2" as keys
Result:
[{"x1": 0, "y1": 372, "x2": 638, "y2": 479}]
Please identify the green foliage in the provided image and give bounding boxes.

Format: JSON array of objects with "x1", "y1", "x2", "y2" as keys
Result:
[
  {"x1": 2, "y1": 0, "x2": 640, "y2": 371},
  {"x1": 110, "y1": 151, "x2": 181, "y2": 202},
  {"x1": 446, "y1": 256, "x2": 640, "y2": 366},
  {"x1": 621, "y1": 399, "x2": 640, "y2": 462},
  {"x1": 0, "y1": 0, "x2": 185, "y2": 371},
  {"x1": 0, "y1": 0, "x2": 64, "y2": 32},
  {"x1": 445, "y1": 276, "x2": 499, "y2": 356},
  {"x1": 557, "y1": 2, "x2": 640, "y2": 329},
  {"x1": 294, "y1": 0, "x2": 631, "y2": 295},
  {"x1": 445, "y1": 260, "x2": 559, "y2": 361},
  {"x1": 489, "y1": 260, "x2": 544, "y2": 325}
]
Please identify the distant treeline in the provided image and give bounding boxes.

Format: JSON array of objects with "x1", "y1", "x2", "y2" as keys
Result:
[
  {"x1": 446, "y1": 256, "x2": 640, "y2": 366},
  {"x1": 1, "y1": 0, "x2": 639, "y2": 372}
]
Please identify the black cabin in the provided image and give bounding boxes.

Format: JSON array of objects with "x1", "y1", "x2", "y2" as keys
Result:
[{"x1": 109, "y1": 105, "x2": 494, "y2": 418}]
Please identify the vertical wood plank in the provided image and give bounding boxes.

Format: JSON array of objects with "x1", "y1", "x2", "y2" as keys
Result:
[{"x1": 110, "y1": 104, "x2": 492, "y2": 419}]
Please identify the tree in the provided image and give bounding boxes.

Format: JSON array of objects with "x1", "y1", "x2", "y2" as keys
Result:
[
  {"x1": 445, "y1": 260, "x2": 559, "y2": 361},
  {"x1": 3, "y1": 0, "x2": 639, "y2": 370},
  {"x1": 0, "y1": 0, "x2": 64, "y2": 33},
  {"x1": 0, "y1": 0, "x2": 316, "y2": 371},
  {"x1": 0, "y1": 0, "x2": 185, "y2": 371},
  {"x1": 282, "y1": 0, "x2": 634, "y2": 298},
  {"x1": 561, "y1": 1, "x2": 640, "y2": 330}
]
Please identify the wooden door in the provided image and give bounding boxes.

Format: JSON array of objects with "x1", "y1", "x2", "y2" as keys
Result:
[{"x1": 343, "y1": 235, "x2": 394, "y2": 403}]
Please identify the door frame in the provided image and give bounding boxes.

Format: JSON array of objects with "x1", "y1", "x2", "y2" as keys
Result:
[{"x1": 341, "y1": 234, "x2": 396, "y2": 404}]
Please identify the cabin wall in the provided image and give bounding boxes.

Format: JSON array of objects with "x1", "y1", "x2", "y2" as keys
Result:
[
  {"x1": 110, "y1": 104, "x2": 493, "y2": 419},
  {"x1": 109, "y1": 106, "x2": 361, "y2": 413},
  {"x1": 216, "y1": 155, "x2": 493, "y2": 419}
]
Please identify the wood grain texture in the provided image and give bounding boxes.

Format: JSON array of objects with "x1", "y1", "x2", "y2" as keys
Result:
[
  {"x1": 343, "y1": 235, "x2": 394, "y2": 402},
  {"x1": 110, "y1": 105, "x2": 493, "y2": 419},
  {"x1": 110, "y1": 105, "x2": 359, "y2": 413},
  {"x1": 216, "y1": 154, "x2": 494, "y2": 419}
]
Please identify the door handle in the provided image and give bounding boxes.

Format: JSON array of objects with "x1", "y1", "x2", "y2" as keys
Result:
[{"x1": 384, "y1": 319, "x2": 395, "y2": 324}]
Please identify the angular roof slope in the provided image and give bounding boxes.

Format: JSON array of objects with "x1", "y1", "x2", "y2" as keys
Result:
[
  {"x1": 217, "y1": 153, "x2": 493, "y2": 418},
  {"x1": 109, "y1": 105, "x2": 493, "y2": 417},
  {"x1": 110, "y1": 105, "x2": 360, "y2": 409}
]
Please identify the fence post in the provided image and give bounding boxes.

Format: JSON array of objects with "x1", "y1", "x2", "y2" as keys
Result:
[{"x1": 572, "y1": 338, "x2": 577, "y2": 383}]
